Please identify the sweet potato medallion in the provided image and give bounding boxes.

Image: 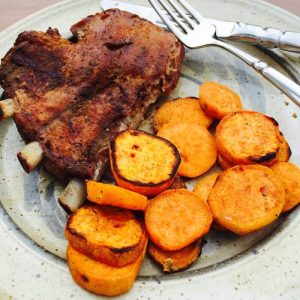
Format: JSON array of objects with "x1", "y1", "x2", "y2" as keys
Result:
[{"x1": 65, "y1": 82, "x2": 300, "y2": 296}]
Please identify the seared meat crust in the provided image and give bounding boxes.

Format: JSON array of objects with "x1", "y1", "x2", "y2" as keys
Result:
[{"x1": 0, "y1": 9, "x2": 184, "y2": 180}]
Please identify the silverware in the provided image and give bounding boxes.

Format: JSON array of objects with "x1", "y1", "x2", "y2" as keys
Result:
[
  {"x1": 148, "y1": 0, "x2": 300, "y2": 107},
  {"x1": 100, "y1": 0, "x2": 300, "y2": 53}
]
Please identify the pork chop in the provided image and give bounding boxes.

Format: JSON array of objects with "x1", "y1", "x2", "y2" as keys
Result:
[{"x1": 0, "y1": 9, "x2": 184, "y2": 181}]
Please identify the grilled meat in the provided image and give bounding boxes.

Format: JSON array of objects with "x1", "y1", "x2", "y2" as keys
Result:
[{"x1": 0, "y1": 9, "x2": 184, "y2": 181}]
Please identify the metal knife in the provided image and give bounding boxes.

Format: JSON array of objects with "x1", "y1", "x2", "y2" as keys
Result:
[{"x1": 100, "y1": 0, "x2": 300, "y2": 53}]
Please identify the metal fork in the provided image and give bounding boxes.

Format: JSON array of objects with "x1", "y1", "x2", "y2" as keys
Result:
[{"x1": 148, "y1": 0, "x2": 300, "y2": 107}]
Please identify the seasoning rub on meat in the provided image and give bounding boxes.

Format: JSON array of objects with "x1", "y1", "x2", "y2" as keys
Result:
[{"x1": 0, "y1": 9, "x2": 184, "y2": 182}]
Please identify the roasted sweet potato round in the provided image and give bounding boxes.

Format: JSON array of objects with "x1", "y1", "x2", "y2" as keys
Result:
[
  {"x1": 67, "y1": 243, "x2": 146, "y2": 296},
  {"x1": 199, "y1": 82, "x2": 243, "y2": 119},
  {"x1": 147, "y1": 239, "x2": 202, "y2": 273},
  {"x1": 157, "y1": 123, "x2": 217, "y2": 178},
  {"x1": 153, "y1": 97, "x2": 213, "y2": 132},
  {"x1": 65, "y1": 204, "x2": 147, "y2": 267},
  {"x1": 271, "y1": 162, "x2": 300, "y2": 212},
  {"x1": 208, "y1": 165, "x2": 286, "y2": 235},
  {"x1": 86, "y1": 181, "x2": 148, "y2": 211},
  {"x1": 110, "y1": 129, "x2": 181, "y2": 197},
  {"x1": 193, "y1": 171, "x2": 220, "y2": 202},
  {"x1": 145, "y1": 189, "x2": 212, "y2": 251},
  {"x1": 216, "y1": 111, "x2": 280, "y2": 165}
]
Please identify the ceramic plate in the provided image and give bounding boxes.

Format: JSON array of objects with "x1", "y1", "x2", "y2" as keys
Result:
[{"x1": 0, "y1": 0, "x2": 300, "y2": 299}]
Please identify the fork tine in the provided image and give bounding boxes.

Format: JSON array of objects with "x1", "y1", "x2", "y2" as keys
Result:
[
  {"x1": 165, "y1": 0, "x2": 194, "y2": 28},
  {"x1": 149, "y1": 0, "x2": 189, "y2": 33},
  {"x1": 176, "y1": 0, "x2": 203, "y2": 24},
  {"x1": 148, "y1": 0, "x2": 182, "y2": 34}
]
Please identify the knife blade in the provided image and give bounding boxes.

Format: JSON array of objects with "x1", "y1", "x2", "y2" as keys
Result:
[{"x1": 100, "y1": 0, "x2": 300, "y2": 53}]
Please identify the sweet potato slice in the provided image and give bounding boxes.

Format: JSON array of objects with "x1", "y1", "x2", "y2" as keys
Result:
[
  {"x1": 65, "y1": 204, "x2": 147, "y2": 267},
  {"x1": 86, "y1": 181, "x2": 148, "y2": 211},
  {"x1": 148, "y1": 239, "x2": 202, "y2": 273},
  {"x1": 271, "y1": 162, "x2": 300, "y2": 212},
  {"x1": 193, "y1": 171, "x2": 220, "y2": 202},
  {"x1": 216, "y1": 111, "x2": 280, "y2": 165},
  {"x1": 208, "y1": 165, "x2": 286, "y2": 235},
  {"x1": 67, "y1": 242, "x2": 146, "y2": 296},
  {"x1": 157, "y1": 123, "x2": 217, "y2": 178},
  {"x1": 276, "y1": 132, "x2": 292, "y2": 162},
  {"x1": 110, "y1": 129, "x2": 181, "y2": 197},
  {"x1": 217, "y1": 154, "x2": 234, "y2": 170},
  {"x1": 153, "y1": 97, "x2": 213, "y2": 132},
  {"x1": 199, "y1": 82, "x2": 243, "y2": 119},
  {"x1": 145, "y1": 189, "x2": 212, "y2": 251}
]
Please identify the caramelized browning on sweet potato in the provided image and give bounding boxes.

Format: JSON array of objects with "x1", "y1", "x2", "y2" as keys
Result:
[
  {"x1": 145, "y1": 189, "x2": 212, "y2": 251},
  {"x1": 271, "y1": 162, "x2": 300, "y2": 212},
  {"x1": 65, "y1": 204, "x2": 146, "y2": 267},
  {"x1": 86, "y1": 181, "x2": 148, "y2": 211},
  {"x1": 208, "y1": 165, "x2": 286, "y2": 235},
  {"x1": 216, "y1": 111, "x2": 280, "y2": 165},
  {"x1": 276, "y1": 132, "x2": 292, "y2": 162},
  {"x1": 157, "y1": 123, "x2": 217, "y2": 178},
  {"x1": 147, "y1": 239, "x2": 202, "y2": 273},
  {"x1": 199, "y1": 82, "x2": 243, "y2": 119},
  {"x1": 110, "y1": 130, "x2": 181, "y2": 196},
  {"x1": 67, "y1": 242, "x2": 147, "y2": 296},
  {"x1": 153, "y1": 97, "x2": 213, "y2": 132}
]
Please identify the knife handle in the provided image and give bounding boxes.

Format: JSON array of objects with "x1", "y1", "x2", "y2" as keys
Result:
[
  {"x1": 224, "y1": 22, "x2": 300, "y2": 53},
  {"x1": 214, "y1": 39, "x2": 300, "y2": 107}
]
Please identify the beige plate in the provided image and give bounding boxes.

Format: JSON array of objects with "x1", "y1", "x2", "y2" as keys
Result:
[{"x1": 0, "y1": 0, "x2": 300, "y2": 299}]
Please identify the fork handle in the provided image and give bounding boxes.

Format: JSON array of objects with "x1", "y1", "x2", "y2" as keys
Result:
[
  {"x1": 222, "y1": 23, "x2": 300, "y2": 53},
  {"x1": 214, "y1": 40, "x2": 300, "y2": 107}
]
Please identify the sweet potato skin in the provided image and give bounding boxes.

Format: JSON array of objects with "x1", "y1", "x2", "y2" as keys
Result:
[
  {"x1": 145, "y1": 189, "x2": 212, "y2": 251},
  {"x1": 216, "y1": 111, "x2": 280, "y2": 165},
  {"x1": 157, "y1": 123, "x2": 217, "y2": 178},
  {"x1": 271, "y1": 162, "x2": 300, "y2": 212},
  {"x1": 110, "y1": 129, "x2": 181, "y2": 196},
  {"x1": 153, "y1": 97, "x2": 213, "y2": 132},
  {"x1": 277, "y1": 132, "x2": 292, "y2": 162},
  {"x1": 148, "y1": 239, "x2": 202, "y2": 273},
  {"x1": 199, "y1": 82, "x2": 242, "y2": 119},
  {"x1": 86, "y1": 181, "x2": 148, "y2": 211},
  {"x1": 208, "y1": 165, "x2": 286, "y2": 235},
  {"x1": 67, "y1": 242, "x2": 147, "y2": 296},
  {"x1": 65, "y1": 204, "x2": 146, "y2": 267}
]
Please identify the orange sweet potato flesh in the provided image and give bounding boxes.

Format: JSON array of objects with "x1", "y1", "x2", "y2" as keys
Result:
[
  {"x1": 216, "y1": 111, "x2": 280, "y2": 165},
  {"x1": 199, "y1": 82, "x2": 243, "y2": 119},
  {"x1": 208, "y1": 165, "x2": 286, "y2": 235},
  {"x1": 193, "y1": 171, "x2": 220, "y2": 202},
  {"x1": 153, "y1": 97, "x2": 213, "y2": 132},
  {"x1": 110, "y1": 129, "x2": 181, "y2": 197},
  {"x1": 147, "y1": 239, "x2": 202, "y2": 273},
  {"x1": 145, "y1": 189, "x2": 212, "y2": 251},
  {"x1": 271, "y1": 162, "x2": 300, "y2": 212},
  {"x1": 157, "y1": 123, "x2": 217, "y2": 178},
  {"x1": 67, "y1": 242, "x2": 147, "y2": 296},
  {"x1": 86, "y1": 181, "x2": 148, "y2": 211},
  {"x1": 65, "y1": 204, "x2": 147, "y2": 267}
]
